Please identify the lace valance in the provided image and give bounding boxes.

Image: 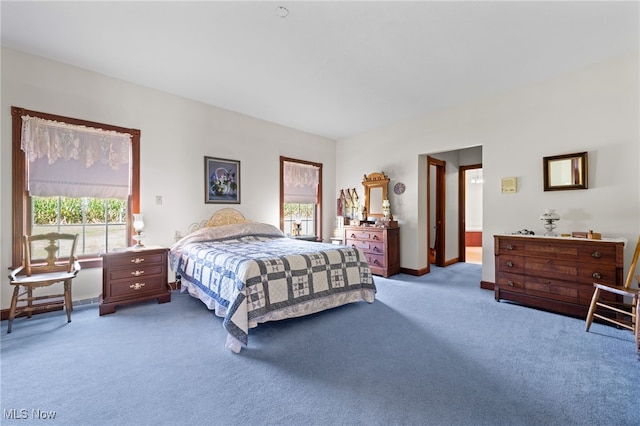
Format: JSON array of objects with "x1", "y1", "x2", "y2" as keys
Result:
[
  {"x1": 21, "y1": 115, "x2": 131, "y2": 170},
  {"x1": 21, "y1": 115, "x2": 132, "y2": 199}
]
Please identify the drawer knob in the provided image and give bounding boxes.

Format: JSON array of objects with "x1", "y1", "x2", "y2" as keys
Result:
[
  {"x1": 506, "y1": 245, "x2": 514, "y2": 250},
  {"x1": 591, "y1": 251, "x2": 602, "y2": 259},
  {"x1": 373, "y1": 235, "x2": 379, "y2": 240},
  {"x1": 506, "y1": 261, "x2": 514, "y2": 268},
  {"x1": 130, "y1": 282, "x2": 146, "y2": 290},
  {"x1": 373, "y1": 259, "x2": 380, "y2": 265},
  {"x1": 507, "y1": 281, "x2": 514, "y2": 287},
  {"x1": 131, "y1": 270, "x2": 145, "y2": 276},
  {"x1": 373, "y1": 247, "x2": 379, "y2": 252},
  {"x1": 592, "y1": 272, "x2": 602, "y2": 280},
  {"x1": 131, "y1": 258, "x2": 145, "y2": 264},
  {"x1": 350, "y1": 234, "x2": 356, "y2": 238}
]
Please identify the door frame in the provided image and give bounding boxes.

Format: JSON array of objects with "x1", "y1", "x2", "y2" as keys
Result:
[{"x1": 427, "y1": 156, "x2": 446, "y2": 269}]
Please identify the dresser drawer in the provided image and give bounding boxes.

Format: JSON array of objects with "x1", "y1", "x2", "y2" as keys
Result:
[
  {"x1": 496, "y1": 254, "x2": 524, "y2": 274},
  {"x1": 107, "y1": 252, "x2": 165, "y2": 268},
  {"x1": 524, "y1": 276, "x2": 579, "y2": 303},
  {"x1": 363, "y1": 253, "x2": 386, "y2": 269},
  {"x1": 578, "y1": 264, "x2": 618, "y2": 286},
  {"x1": 346, "y1": 239, "x2": 384, "y2": 254},
  {"x1": 107, "y1": 275, "x2": 167, "y2": 300},
  {"x1": 577, "y1": 245, "x2": 618, "y2": 263},
  {"x1": 107, "y1": 264, "x2": 165, "y2": 281},
  {"x1": 525, "y1": 257, "x2": 578, "y2": 281},
  {"x1": 345, "y1": 229, "x2": 383, "y2": 242},
  {"x1": 496, "y1": 272, "x2": 525, "y2": 293},
  {"x1": 496, "y1": 238, "x2": 524, "y2": 255},
  {"x1": 524, "y1": 241, "x2": 578, "y2": 260}
]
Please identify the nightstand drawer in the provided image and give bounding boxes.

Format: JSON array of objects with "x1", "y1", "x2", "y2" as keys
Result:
[
  {"x1": 108, "y1": 264, "x2": 165, "y2": 281},
  {"x1": 107, "y1": 275, "x2": 167, "y2": 299},
  {"x1": 108, "y1": 252, "x2": 165, "y2": 267}
]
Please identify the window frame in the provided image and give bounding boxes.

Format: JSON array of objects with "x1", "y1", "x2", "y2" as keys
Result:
[
  {"x1": 279, "y1": 156, "x2": 322, "y2": 241},
  {"x1": 11, "y1": 106, "x2": 140, "y2": 269}
]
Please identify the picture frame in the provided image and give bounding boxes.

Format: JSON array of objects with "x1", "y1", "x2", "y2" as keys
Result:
[{"x1": 204, "y1": 156, "x2": 240, "y2": 204}]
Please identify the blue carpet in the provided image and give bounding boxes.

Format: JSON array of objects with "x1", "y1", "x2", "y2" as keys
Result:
[{"x1": 1, "y1": 263, "x2": 638, "y2": 425}]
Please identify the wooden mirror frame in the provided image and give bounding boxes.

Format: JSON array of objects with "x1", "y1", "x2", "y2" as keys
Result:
[
  {"x1": 543, "y1": 151, "x2": 588, "y2": 191},
  {"x1": 362, "y1": 172, "x2": 390, "y2": 219}
]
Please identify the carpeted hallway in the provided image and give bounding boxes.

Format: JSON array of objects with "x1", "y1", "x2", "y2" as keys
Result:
[{"x1": 1, "y1": 262, "x2": 638, "y2": 425}]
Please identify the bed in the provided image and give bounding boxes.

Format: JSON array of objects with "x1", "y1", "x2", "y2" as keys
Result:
[{"x1": 169, "y1": 208, "x2": 377, "y2": 353}]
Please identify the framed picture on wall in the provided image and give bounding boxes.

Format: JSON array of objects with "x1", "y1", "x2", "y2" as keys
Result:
[{"x1": 204, "y1": 156, "x2": 240, "y2": 204}]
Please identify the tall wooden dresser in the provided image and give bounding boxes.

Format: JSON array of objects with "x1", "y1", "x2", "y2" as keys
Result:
[
  {"x1": 494, "y1": 235, "x2": 625, "y2": 318},
  {"x1": 344, "y1": 225, "x2": 400, "y2": 277},
  {"x1": 100, "y1": 246, "x2": 171, "y2": 315}
]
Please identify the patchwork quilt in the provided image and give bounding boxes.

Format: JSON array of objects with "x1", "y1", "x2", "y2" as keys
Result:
[{"x1": 169, "y1": 223, "x2": 376, "y2": 352}]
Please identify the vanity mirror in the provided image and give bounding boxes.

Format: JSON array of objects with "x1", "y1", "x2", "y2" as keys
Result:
[
  {"x1": 362, "y1": 172, "x2": 390, "y2": 219},
  {"x1": 543, "y1": 152, "x2": 588, "y2": 191}
]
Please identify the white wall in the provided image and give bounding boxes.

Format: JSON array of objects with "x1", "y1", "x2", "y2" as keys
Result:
[
  {"x1": 0, "y1": 48, "x2": 337, "y2": 309},
  {"x1": 337, "y1": 54, "x2": 640, "y2": 283}
]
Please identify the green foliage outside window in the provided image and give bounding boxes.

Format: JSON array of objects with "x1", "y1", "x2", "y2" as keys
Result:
[
  {"x1": 283, "y1": 203, "x2": 314, "y2": 220},
  {"x1": 33, "y1": 197, "x2": 126, "y2": 225}
]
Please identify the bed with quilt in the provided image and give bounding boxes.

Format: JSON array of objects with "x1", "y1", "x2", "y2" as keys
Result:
[{"x1": 169, "y1": 208, "x2": 376, "y2": 353}]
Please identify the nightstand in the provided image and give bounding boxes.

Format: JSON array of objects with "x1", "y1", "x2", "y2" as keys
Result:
[{"x1": 99, "y1": 246, "x2": 171, "y2": 315}]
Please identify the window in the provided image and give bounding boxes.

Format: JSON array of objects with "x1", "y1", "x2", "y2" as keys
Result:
[
  {"x1": 280, "y1": 156, "x2": 322, "y2": 240},
  {"x1": 11, "y1": 107, "x2": 140, "y2": 268}
]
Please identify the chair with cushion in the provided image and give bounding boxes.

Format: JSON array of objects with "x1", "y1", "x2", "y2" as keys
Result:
[
  {"x1": 585, "y1": 235, "x2": 640, "y2": 351},
  {"x1": 8, "y1": 232, "x2": 80, "y2": 333}
]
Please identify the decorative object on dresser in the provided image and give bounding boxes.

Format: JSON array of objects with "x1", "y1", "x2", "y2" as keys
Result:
[
  {"x1": 132, "y1": 213, "x2": 145, "y2": 247},
  {"x1": 540, "y1": 209, "x2": 560, "y2": 236},
  {"x1": 344, "y1": 224, "x2": 400, "y2": 277},
  {"x1": 585, "y1": 235, "x2": 640, "y2": 352},
  {"x1": 362, "y1": 172, "x2": 389, "y2": 220},
  {"x1": 100, "y1": 246, "x2": 171, "y2": 315},
  {"x1": 494, "y1": 235, "x2": 625, "y2": 318}
]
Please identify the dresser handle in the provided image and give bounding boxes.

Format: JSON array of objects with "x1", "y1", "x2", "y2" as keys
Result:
[
  {"x1": 506, "y1": 261, "x2": 514, "y2": 268},
  {"x1": 131, "y1": 258, "x2": 145, "y2": 264},
  {"x1": 592, "y1": 272, "x2": 602, "y2": 280},
  {"x1": 507, "y1": 281, "x2": 514, "y2": 286},
  {"x1": 350, "y1": 234, "x2": 356, "y2": 238},
  {"x1": 591, "y1": 251, "x2": 602, "y2": 259},
  {"x1": 506, "y1": 245, "x2": 514, "y2": 250},
  {"x1": 373, "y1": 247, "x2": 379, "y2": 252},
  {"x1": 373, "y1": 235, "x2": 379, "y2": 240},
  {"x1": 131, "y1": 270, "x2": 145, "y2": 276},
  {"x1": 130, "y1": 282, "x2": 146, "y2": 290},
  {"x1": 373, "y1": 259, "x2": 379, "y2": 265}
]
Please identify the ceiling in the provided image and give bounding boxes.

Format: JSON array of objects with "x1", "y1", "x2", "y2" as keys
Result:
[{"x1": 1, "y1": 1, "x2": 638, "y2": 140}]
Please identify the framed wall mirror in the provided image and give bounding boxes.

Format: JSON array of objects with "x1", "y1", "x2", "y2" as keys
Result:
[
  {"x1": 362, "y1": 172, "x2": 389, "y2": 219},
  {"x1": 543, "y1": 151, "x2": 588, "y2": 191}
]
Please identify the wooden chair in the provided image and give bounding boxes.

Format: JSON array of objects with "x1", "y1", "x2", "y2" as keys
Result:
[
  {"x1": 8, "y1": 233, "x2": 80, "y2": 333},
  {"x1": 585, "y1": 235, "x2": 640, "y2": 351}
]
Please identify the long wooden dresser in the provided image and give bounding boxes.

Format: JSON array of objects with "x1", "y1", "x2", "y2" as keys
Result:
[
  {"x1": 344, "y1": 225, "x2": 400, "y2": 277},
  {"x1": 494, "y1": 235, "x2": 625, "y2": 318}
]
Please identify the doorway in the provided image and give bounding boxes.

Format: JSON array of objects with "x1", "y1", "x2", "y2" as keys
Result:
[{"x1": 459, "y1": 165, "x2": 483, "y2": 264}]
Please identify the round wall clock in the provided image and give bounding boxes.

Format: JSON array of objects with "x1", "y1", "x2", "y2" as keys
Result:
[{"x1": 393, "y1": 182, "x2": 406, "y2": 195}]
